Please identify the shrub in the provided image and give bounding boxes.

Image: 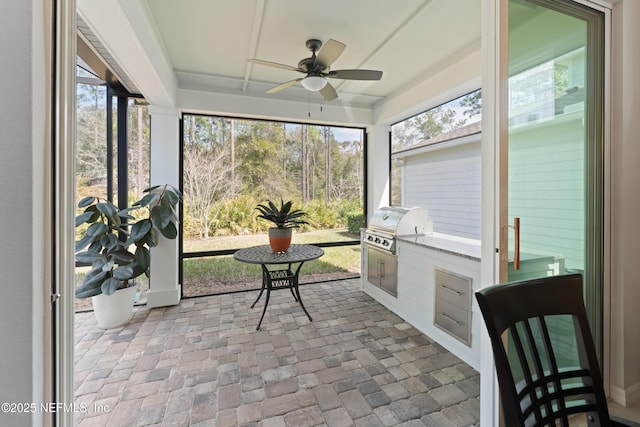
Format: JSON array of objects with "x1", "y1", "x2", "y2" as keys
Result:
[{"x1": 346, "y1": 212, "x2": 365, "y2": 234}]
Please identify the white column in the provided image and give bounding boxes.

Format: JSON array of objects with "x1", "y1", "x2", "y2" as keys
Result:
[
  {"x1": 366, "y1": 124, "x2": 391, "y2": 221},
  {"x1": 147, "y1": 105, "x2": 181, "y2": 307}
]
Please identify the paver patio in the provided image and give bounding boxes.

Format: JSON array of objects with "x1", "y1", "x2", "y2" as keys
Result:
[{"x1": 74, "y1": 278, "x2": 480, "y2": 426}]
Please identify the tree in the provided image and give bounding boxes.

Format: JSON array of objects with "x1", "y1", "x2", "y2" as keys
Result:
[
  {"x1": 324, "y1": 127, "x2": 332, "y2": 206},
  {"x1": 301, "y1": 125, "x2": 309, "y2": 202},
  {"x1": 183, "y1": 116, "x2": 236, "y2": 239},
  {"x1": 128, "y1": 101, "x2": 150, "y2": 199},
  {"x1": 459, "y1": 89, "x2": 482, "y2": 118},
  {"x1": 76, "y1": 83, "x2": 108, "y2": 189}
]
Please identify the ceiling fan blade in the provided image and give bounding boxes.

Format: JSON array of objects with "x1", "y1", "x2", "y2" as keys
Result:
[
  {"x1": 327, "y1": 69, "x2": 383, "y2": 80},
  {"x1": 319, "y1": 82, "x2": 338, "y2": 101},
  {"x1": 266, "y1": 78, "x2": 302, "y2": 94},
  {"x1": 249, "y1": 59, "x2": 301, "y2": 73},
  {"x1": 315, "y1": 39, "x2": 346, "y2": 67}
]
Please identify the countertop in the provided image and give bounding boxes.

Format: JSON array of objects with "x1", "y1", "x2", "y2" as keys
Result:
[{"x1": 395, "y1": 232, "x2": 481, "y2": 261}]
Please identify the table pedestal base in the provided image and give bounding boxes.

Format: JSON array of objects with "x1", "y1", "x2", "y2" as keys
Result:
[{"x1": 251, "y1": 263, "x2": 313, "y2": 330}]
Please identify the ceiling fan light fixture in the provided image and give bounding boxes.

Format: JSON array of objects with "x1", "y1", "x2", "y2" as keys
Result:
[{"x1": 301, "y1": 75, "x2": 328, "y2": 92}]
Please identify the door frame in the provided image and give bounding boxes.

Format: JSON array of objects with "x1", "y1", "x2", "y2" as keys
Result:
[
  {"x1": 479, "y1": 0, "x2": 611, "y2": 425},
  {"x1": 53, "y1": 0, "x2": 77, "y2": 426}
]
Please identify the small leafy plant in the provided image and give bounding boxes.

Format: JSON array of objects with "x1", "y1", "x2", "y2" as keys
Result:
[
  {"x1": 74, "y1": 184, "x2": 182, "y2": 298},
  {"x1": 255, "y1": 198, "x2": 308, "y2": 229}
]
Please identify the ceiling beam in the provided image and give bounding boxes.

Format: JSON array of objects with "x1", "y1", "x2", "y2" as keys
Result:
[{"x1": 242, "y1": 0, "x2": 266, "y2": 92}]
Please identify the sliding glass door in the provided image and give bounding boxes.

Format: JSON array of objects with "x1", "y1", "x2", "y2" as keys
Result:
[{"x1": 501, "y1": 0, "x2": 605, "y2": 353}]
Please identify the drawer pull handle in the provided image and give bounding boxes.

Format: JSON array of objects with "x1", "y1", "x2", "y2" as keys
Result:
[
  {"x1": 439, "y1": 284, "x2": 463, "y2": 296},
  {"x1": 441, "y1": 313, "x2": 463, "y2": 326}
]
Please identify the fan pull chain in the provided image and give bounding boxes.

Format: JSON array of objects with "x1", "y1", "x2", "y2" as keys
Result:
[{"x1": 308, "y1": 92, "x2": 311, "y2": 118}]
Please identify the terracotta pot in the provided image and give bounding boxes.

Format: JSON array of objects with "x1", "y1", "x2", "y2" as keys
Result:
[{"x1": 268, "y1": 227, "x2": 292, "y2": 252}]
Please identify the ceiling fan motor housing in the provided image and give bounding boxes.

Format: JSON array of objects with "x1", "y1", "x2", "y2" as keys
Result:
[
  {"x1": 305, "y1": 39, "x2": 323, "y2": 53},
  {"x1": 250, "y1": 37, "x2": 382, "y2": 101},
  {"x1": 299, "y1": 39, "x2": 329, "y2": 73},
  {"x1": 298, "y1": 57, "x2": 328, "y2": 74}
]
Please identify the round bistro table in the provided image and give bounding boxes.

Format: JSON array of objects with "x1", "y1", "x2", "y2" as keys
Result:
[{"x1": 233, "y1": 244, "x2": 324, "y2": 330}]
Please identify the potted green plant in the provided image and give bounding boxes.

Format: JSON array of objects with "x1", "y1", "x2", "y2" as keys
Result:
[
  {"x1": 256, "y1": 198, "x2": 308, "y2": 252},
  {"x1": 74, "y1": 184, "x2": 182, "y2": 328}
]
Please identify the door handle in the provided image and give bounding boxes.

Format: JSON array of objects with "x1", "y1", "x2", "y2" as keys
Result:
[{"x1": 509, "y1": 217, "x2": 521, "y2": 270}]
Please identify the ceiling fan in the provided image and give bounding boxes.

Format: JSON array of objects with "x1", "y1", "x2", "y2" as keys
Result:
[{"x1": 249, "y1": 38, "x2": 383, "y2": 101}]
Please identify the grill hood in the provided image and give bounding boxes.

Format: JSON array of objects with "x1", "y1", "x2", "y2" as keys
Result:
[{"x1": 367, "y1": 206, "x2": 433, "y2": 237}]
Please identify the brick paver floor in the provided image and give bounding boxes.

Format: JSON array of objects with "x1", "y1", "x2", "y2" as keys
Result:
[{"x1": 74, "y1": 279, "x2": 480, "y2": 426}]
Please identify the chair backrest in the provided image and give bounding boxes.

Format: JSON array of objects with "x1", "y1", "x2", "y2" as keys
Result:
[{"x1": 475, "y1": 273, "x2": 611, "y2": 427}]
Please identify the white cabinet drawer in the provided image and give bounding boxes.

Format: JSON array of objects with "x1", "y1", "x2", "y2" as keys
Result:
[
  {"x1": 434, "y1": 297, "x2": 471, "y2": 345},
  {"x1": 435, "y1": 268, "x2": 471, "y2": 311}
]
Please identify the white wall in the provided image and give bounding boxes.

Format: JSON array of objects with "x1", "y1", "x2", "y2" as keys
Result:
[
  {"x1": 400, "y1": 140, "x2": 482, "y2": 240},
  {"x1": 0, "y1": 0, "x2": 48, "y2": 425},
  {"x1": 610, "y1": 0, "x2": 640, "y2": 407}
]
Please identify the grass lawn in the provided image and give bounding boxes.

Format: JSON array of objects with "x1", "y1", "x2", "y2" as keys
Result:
[
  {"x1": 75, "y1": 229, "x2": 363, "y2": 306},
  {"x1": 182, "y1": 229, "x2": 362, "y2": 297},
  {"x1": 183, "y1": 228, "x2": 358, "y2": 252}
]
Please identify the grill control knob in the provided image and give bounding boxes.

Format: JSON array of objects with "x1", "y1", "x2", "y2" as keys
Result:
[
  {"x1": 382, "y1": 240, "x2": 389, "y2": 246},
  {"x1": 367, "y1": 235, "x2": 374, "y2": 241},
  {"x1": 374, "y1": 238, "x2": 381, "y2": 244}
]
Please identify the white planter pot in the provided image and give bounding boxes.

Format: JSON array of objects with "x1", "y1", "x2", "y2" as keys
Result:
[{"x1": 91, "y1": 285, "x2": 137, "y2": 329}]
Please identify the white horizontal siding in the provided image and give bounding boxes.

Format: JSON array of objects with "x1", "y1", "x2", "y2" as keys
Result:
[
  {"x1": 508, "y1": 117, "x2": 585, "y2": 270},
  {"x1": 400, "y1": 115, "x2": 585, "y2": 271},
  {"x1": 402, "y1": 141, "x2": 481, "y2": 240}
]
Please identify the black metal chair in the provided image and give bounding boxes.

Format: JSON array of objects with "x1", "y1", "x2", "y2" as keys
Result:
[{"x1": 475, "y1": 273, "x2": 639, "y2": 427}]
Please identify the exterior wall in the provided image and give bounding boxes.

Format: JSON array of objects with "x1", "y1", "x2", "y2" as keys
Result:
[
  {"x1": 0, "y1": 0, "x2": 48, "y2": 425},
  {"x1": 508, "y1": 113, "x2": 585, "y2": 271},
  {"x1": 401, "y1": 141, "x2": 482, "y2": 240}
]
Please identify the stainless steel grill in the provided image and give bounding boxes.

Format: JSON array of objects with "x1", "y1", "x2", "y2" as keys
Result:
[
  {"x1": 364, "y1": 207, "x2": 433, "y2": 297},
  {"x1": 364, "y1": 206, "x2": 433, "y2": 253}
]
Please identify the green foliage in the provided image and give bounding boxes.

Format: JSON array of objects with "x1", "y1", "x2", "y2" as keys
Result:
[
  {"x1": 346, "y1": 212, "x2": 365, "y2": 234},
  {"x1": 459, "y1": 89, "x2": 482, "y2": 118},
  {"x1": 214, "y1": 195, "x2": 260, "y2": 235},
  {"x1": 391, "y1": 89, "x2": 482, "y2": 151},
  {"x1": 74, "y1": 184, "x2": 182, "y2": 298},
  {"x1": 180, "y1": 195, "x2": 363, "y2": 239},
  {"x1": 255, "y1": 198, "x2": 309, "y2": 229},
  {"x1": 301, "y1": 200, "x2": 340, "y2": 230}
]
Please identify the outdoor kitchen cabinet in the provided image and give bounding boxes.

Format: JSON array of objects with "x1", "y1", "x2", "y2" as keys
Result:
[
  {"x1": 434, "y1": 268, "x2": 472, "y2": 345},
  {"x1": 366, "y1": 246, "x2": 398, "y2": 296},
  {"x1": 362, "y1": 234, "x2": 481, "y2": 370}
]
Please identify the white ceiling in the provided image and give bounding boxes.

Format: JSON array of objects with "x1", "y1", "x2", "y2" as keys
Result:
[{"x1": 136, "y1": 0, "x2": 481, "y2": 108}]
